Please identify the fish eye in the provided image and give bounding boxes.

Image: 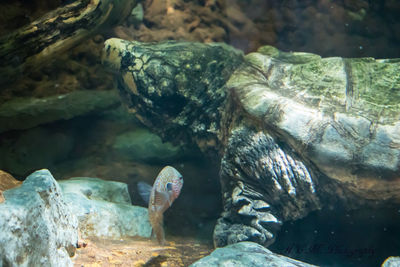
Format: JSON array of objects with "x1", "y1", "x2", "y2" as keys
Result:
[{"x1": 166, "y1": 182, "x2": 173, "y2": 191}]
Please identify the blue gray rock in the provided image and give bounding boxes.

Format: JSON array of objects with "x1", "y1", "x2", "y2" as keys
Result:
[
  {"x1": 59, "y1": 177, "x2": 152, "y2": 239},
  {"x1": 0, "y1": 169, "x2": 78, "y2": 267},
  {"x1": 190, "y1": 242, "x2": 317, "y2": 267},
  {"x1": 382, "y1": 257, "x2": 400, "y2": 267}
]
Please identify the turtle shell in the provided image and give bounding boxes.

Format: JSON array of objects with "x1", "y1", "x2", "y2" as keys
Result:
[{"x1": 227, "y1": 46, "x2": 400, "y2": 189}]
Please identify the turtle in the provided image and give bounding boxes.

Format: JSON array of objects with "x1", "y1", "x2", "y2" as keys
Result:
[{"x1": 102, "y1": 38, "x2": 400, "y2": 248}]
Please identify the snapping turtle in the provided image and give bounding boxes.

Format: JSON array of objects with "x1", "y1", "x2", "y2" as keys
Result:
[{"x1": 102, "y1": 38, "x2": 400, "y2": 247}]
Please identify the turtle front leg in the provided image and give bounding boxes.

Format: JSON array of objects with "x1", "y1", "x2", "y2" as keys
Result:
[{"x1": 213, "y1": 126, "x2": 322, "y2": 247}]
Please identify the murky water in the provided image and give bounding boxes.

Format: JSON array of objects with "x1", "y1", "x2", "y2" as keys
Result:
[{"x1": 271, "y1": 206, "x2": 400, "y2": 267}]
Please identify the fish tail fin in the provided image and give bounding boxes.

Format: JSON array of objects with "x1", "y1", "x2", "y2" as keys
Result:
[
  {"x1": 137, "y1": 181, "x2": 152, "y2": 205},
  {"x1": 149, "y1": 211, "x2": 166, "y2": 245},
  {"x1": 153, "y1": 222, "x2": 165, "y2": 245}
]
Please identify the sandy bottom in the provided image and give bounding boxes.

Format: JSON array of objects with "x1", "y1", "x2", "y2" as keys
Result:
[{"x1": 73, "y1": 236, "x2": 213, "y2": 267}]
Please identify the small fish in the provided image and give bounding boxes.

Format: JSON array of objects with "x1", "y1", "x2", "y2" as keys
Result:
[{"x1": 138, "y1": 166, "x2": 183, "y2": 245}]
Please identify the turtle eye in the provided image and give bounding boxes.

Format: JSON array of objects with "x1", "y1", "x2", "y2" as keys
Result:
[{"x1": 166, "y1": 182, "x2": 173, "y2": 191}]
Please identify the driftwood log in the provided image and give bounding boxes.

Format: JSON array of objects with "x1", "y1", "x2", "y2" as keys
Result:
[{"x1": 0, "y1": 0, "x2": 136, "y2": 88}]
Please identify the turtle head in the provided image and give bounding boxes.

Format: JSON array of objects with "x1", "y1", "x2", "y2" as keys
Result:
[{"x1": 102, "y1": 38, "x2": 243, "y2": 149}]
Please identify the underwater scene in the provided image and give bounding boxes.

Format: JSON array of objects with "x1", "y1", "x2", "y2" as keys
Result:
[{"x1": 0, "y1": 0, "x2": 399, "y2": 266}]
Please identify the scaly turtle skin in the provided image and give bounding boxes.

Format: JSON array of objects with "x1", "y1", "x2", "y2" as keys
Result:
[{"x1": 102, "y1": 39, "x2": 400, "y2": 247}]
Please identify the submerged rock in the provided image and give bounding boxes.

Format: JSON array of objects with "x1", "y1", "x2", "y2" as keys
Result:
[
  {"x1": 0, "y1": 90, "x2": 120, "y2": 134},
  {"x1": 112, "y1": 128, "x2": 183, "y2": 163},
  {"x1": 382, "y1": 256, "x2": 400, "y2": 267},
  {"x1": 0, "y1": 169, "x2": 78, "y2": 267},
  {"x1": 59, "y1": 177, "x2": 132, "y2": 204},
  {"x1": 59, "y1": 177, "x2": 152, "y2": 239},
  {"x1": 190, "y1": 241, "x2": 317, "y2": 267}
]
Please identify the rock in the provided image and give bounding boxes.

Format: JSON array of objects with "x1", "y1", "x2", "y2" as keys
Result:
[
  {"x1": 0, "y1": 169, "x2": 78, "y2": 266},
  {"x1": 0, "y1": 126, "x2": 74, "y2": 177},
  {"x1": 100, "y1": 104, "x2": 139, "y2": 123},
  {"x1": 190, "y1": 241, "x2": 317, "y2": 267},
  {"x1": 59, "y1": 177, "x2": 152, "y2": 239},
  {"x1": 347, "y1": 8, "x2": 367, "y2": 21},
  {"x1": 0, "y1": 170, "x2": 21, "y2": 190},
  {"x1": 129, "y1": 3, "x2": 144, "y2": 26},
  {"x1": 124, "y1": 0, "x2": 231, "y2": 45},
  {"x1": 382, "y1": 257, "x2": 400, "y2": 267},
  {"x1": 112, "y1": 128, "x2": 183, "y2": 163},
  {"x1": 59, "y1": 177, "x2": 132, "y2": 204},
  {"x1": 103, "y1": 38, "x2": 400, "y2": 249},
  {"x1": 0, "y1": 170, "x2": 21, "y2": 203},
  {"x1": 0, "y1": 90, "x2": 120, "y2": 133}
]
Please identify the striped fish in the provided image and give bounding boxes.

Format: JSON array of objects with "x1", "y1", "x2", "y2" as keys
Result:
[{"x1": 138, "y1": 166, "x2": 183, "y2": 245}]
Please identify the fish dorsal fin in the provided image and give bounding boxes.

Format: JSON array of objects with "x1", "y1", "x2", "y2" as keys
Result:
[
  {"x1": 153, "y1": 190, "x2": 171, "y2": 212},
  {"x1": 137, "y1": 181, "x2": 152, "y2": 205}
]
